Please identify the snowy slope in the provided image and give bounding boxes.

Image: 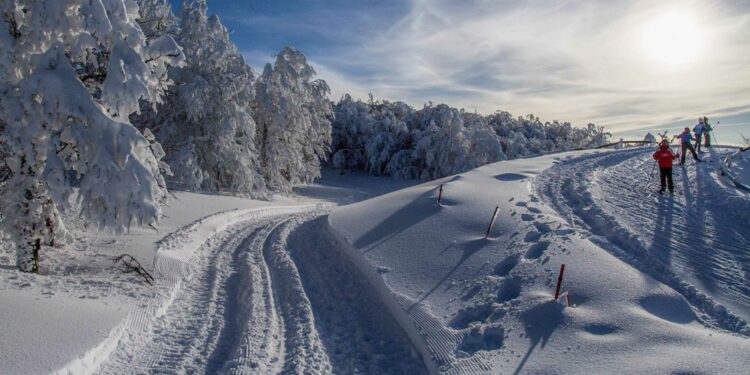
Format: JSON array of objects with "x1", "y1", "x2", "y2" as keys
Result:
[
  {"x1": 720, "y1": 148, "x2": 750, "y2": 191},
  {"x1": 3, "y1": 151, "x2": 749, "y2": 374},
  {"x1": 0, "y1": 176, "x2": 422, "y2": 374},
  {"x1": 329, "y1": 147, "x2": 750, "y2": 374}
]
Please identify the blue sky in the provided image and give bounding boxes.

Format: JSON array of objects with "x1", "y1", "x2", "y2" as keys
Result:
[{"x1": 168, "y1": 0, "x2": 750, "y2": 143}]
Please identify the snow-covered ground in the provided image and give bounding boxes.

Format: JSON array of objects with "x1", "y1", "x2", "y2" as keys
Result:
[
  {"x1": 331, "y1": 146, "x2": 750, "y2": 373},
  {"x1": 0, "y1": 173, "x2": 418, "y2": 375},
  {"x1": 2, "y1": 149, "x2": 750, "y2": 374}
]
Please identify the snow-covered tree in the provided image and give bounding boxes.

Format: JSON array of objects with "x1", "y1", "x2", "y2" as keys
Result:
[
  {"x1": 329, "y1": 96, "x2": 608, "y2": 181},
  {"x1": 136, "y1": 0, "x2": 178, "y2": 39},
  {"x1": 135, "y1": 0, "x2": 266, "y2": 194},
  {"x1": 254, "y1": 47, "x2": 333, "y2": 192},
  {"x1": 0, "y1": 0, "x2": 182, "y2": 272}
]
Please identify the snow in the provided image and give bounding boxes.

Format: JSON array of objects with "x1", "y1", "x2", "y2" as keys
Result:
[
  {"x1": 2, "y1": 148, "x2": 750, "y2": 374},
  {"x1": 0, "y1": 191, "x2": 283, "y2": 374},
  {"x1": 330, "y1": 147, "x2": 750, "y2": 373},
  {"x1": 721, "y1": 148, "x2": 750, "y2": 191},
  {"x1": 0, "y1": 173, "x2": 416, "y2": 374}
]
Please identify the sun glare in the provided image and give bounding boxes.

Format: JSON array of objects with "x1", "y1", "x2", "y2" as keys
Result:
[{"x1": 643, "y1": 11, "x2": 705, "y2": 65}]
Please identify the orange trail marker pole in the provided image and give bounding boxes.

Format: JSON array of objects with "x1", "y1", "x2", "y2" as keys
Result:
[
  {"x1": 485, "y1": 206, "x2": 500, "y2": 239},
  {"x1": 554, "y1": 264, "x2": 566, "y2": 300},
  {"x1": 438, "y1": 184, "x2": 443, "y2": 204}
]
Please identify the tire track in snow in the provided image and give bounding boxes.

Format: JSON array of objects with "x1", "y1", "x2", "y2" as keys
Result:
[
  {"x1": 535, "y1": 149, "x2": 750, "y2": 335},
  {"x1": 92, "y1": 205, "x2": 426, "y2": 374},
  {"x1": 98, "y1": 222, "x2": 273, "y2": 373},
  {"x1": 93, "y1": 206, "x2": 331, "y2": 374}
]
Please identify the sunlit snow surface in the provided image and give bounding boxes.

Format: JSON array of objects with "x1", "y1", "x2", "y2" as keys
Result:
[
  {"x1": 2, "y1": 149, "x2": 749, "y2": 374},
  {"x1": 332, "y1": 147, "x2": 750, "y2": 374}
]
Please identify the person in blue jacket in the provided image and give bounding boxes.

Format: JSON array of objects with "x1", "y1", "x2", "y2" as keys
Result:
[
  {"x1": 693, "y1": 117, "x2": 704, "y2": 153},
  {"x1": 678, "y1": 127, "x2": 701, "y2": 165}
]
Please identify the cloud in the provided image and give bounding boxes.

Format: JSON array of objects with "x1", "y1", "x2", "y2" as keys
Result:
[
  {"x1": 222, "y1": 0, "x2": 750, "y2": 132},
  {"x1": 304, "y1": 0, "x2": 750, "y2": 132}
]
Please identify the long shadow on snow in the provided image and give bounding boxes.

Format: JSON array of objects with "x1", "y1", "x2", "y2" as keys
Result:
[
  {"x1": 513, "y1": 300, "x2": 565, "y2": 375},
  {"x1": 354, "y1": 189, "x2": 440, "y2": 253},
  {"x1": 697, "y1": 152, "x2": 750, "y2": 313},
  {"x1": 682, "y1": 161, "x2": 723, "y2": 294},
  {"x1": 408, "y1": 238, "x2": 488, "y2": 311},
  {"x1": 650, "y1": 191, "x2": 675, "y2": 266}
]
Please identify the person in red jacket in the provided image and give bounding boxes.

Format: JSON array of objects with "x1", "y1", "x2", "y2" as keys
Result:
[{"x1": 653, "y1": 141, "x2": 680, "y2": 193}]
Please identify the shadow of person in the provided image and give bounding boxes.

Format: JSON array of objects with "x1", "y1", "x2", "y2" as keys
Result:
[
  {"x1": 513, "y1": 300, "x2": 565, "y2": 375},
  {"x1": 650, "y1": 194, "x2": 674, "y2": 265}
]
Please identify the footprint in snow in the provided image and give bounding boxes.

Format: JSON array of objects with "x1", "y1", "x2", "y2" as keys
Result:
[
  {"x1": 525, "y1": 241, "x2": 550, "y2": 260},
  {"x1": 493, "y1": 255, "x2": 519, "y2": 277},
  {"x1": 527, "y1": 206, "x2": 542, "y2": 214},
  {"x1": 524, "y1": 231, "x2": 542, "y2": 242},
  {"x1": 533, "y1": 221, "x2": 551, "y2": 234},
  {"x1": 554, "y1": 228, "x2": 576, "y2": 236},
  {"x1": 449, "y1": 304, "x2": 495, "y2": 329},
  {"x1": 457, "y1": 325, "x2": 504, "y2": 355},
  {"x1": 520, "y1": 213, "x2": 534, "y2": 221},
  {"x1": 497, "y1": 277, "x2": 522, "y2": 302}
]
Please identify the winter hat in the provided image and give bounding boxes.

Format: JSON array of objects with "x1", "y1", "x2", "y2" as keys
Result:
[{"x1": 659, "y1": 142, "x2": 669, "y2": 149}]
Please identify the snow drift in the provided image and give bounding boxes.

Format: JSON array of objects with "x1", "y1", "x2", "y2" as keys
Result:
[{"x1": 329, "y1": 147, "x2": 750, "y2": 374}]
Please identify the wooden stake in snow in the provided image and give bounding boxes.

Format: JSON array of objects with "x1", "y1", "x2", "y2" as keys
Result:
[
  {"x1": 485, "y1": 206, "x2": 500, "y2": 239},
  {"x1": 554, "y1": 264, "x2": 566, "y2": 300},
  {"x1": 437, "y1": 184, "x2": 443, "y2": 204}
]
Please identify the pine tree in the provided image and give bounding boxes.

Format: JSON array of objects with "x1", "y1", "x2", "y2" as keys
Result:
[
  {"x1": 0, "y1": 0, "x2": 182, "y2": 272},
  {"x1": 254, "y1": 47, "x2": 332, "y2": 192}
]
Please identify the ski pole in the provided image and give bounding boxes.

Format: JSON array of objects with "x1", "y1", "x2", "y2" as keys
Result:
[{"x1": 642, "y1": 161, "x2": 657, "y2": 191}]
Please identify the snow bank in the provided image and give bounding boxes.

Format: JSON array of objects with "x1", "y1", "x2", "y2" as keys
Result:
[{"x1": 329, "y1": 148, "x2": 750, "y2": 374}]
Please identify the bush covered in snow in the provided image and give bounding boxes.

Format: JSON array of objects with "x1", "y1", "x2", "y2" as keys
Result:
[{"x1": 330, "y1": 96, "x2": 610, "y2": 180}]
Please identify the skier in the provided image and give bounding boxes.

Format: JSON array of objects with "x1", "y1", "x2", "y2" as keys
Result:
[
  {"x1": 693, "y1": 117, "x2": 704, "y2": 153},
  {"x1": 653, "y1": 141, "x2": 679, "y2": 193},
  {"x1": 678, "y1": 127, "x2": 701, "y2": 164},
  {"x1": 703, "y1": 116, "x2": 712, "y2": 148}
]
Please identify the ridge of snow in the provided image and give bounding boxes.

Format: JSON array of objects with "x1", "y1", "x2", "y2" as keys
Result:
[
  {"x1": 329, "y1": 147, "x2": 750, "y2": 374},
  {"x1": 326, "y1": 221, "x2": 440, "y2": 374}
]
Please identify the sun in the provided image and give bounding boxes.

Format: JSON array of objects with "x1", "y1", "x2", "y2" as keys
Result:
[{"x1": 643, "y1": 11, "x2": 705, "y2": 65}]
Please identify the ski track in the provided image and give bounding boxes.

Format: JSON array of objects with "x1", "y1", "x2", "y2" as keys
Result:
[
  {"x1": 96, "y1": 207, "x2": 426, "y2": 374},
  {"x1": 536, "y1": 148, "x2": 750, "y2": 335}
]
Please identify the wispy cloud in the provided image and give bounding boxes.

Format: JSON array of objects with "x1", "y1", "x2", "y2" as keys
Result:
[{"x1": 214, "y1": 0, "x2": 750, "y2": 132}]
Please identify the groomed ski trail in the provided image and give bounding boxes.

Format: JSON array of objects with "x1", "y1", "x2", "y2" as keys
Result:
[
  {"x1": 536, "y1": 148, "x2": 750, "y2": 335},
  {"x1": 94, "y1": 207, "x2": 426, "y2": 374}
]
